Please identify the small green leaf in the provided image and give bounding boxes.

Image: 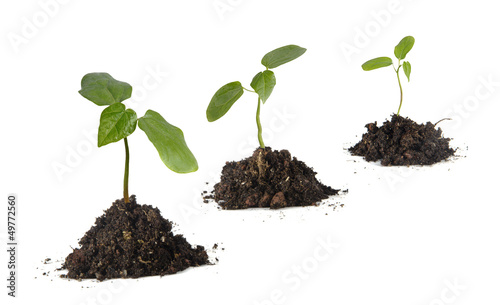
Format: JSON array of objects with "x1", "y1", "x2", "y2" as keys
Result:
[
  {"x1": 79, "y1": 73, "x2": 132, "y2": 106},
  {"x1": 138, "y1": 110, "x2": 198, "y2": 173},
  {"x1": 403, "y1": 61, "x2": 411, "y2": 81},
  {"x1": 206, "y1": 81, "x2": 244, "y2": 122},
  {"x1": 394, "y1": 36, "x2": 415, "y2": 60},
  {"x1": 361, "y1": 57, "x2": 393, "y2": 71},
  {"x1": 261, "y1": 45, "x2": 307, "y2": 69},
  {"x1": 250, "y1": 70, "x2": 276, "y2": 103},
  {"x1": 98, "y1": 103, "x2": 137, "y2": 147}
]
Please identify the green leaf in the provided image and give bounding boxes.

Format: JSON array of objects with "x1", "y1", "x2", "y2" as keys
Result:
[
  {"x1": 250, "y1": 70, "x2": 276, "y2": 103},
  {"x1": 394, "y1": 36, "x2": 415, "y2": 60},
  {"x1": 98, "y1": 103, "x2": 137, "y2": 147},
  {"x1": 138, "y1": 110, "x2": 198, "y2": 173},
  {"x1": 403, "y1": 61, "x2": 411, "y2": 81},
  {"x1": 361, "y1": 57, "x2": 393, "y2": 71},
  {"x1": 206, "y1": 81, "x2": 244, "y2": 122},
  {"x1": 79, "y1": 73, "x2": 132, "y2": 106},
  {"x1": 261, "y1": 45, "x2": 307, "y2": 69}
]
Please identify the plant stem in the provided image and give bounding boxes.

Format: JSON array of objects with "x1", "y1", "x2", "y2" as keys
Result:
[
  {"x1": 123, "y1": 137, "x2": 130, "y2": 203},
  {"x1": 395, "y1": 60, "x2": 403, "y2": 116},
  {"x1": 243, "y1": 87, "x2": 256, "y2": 93},
  {"x1": 256, "y1": 98, "x2": 265, "y2": 148}
]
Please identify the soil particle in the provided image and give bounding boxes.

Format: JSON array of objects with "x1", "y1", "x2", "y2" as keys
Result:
[
  {"x1": 213, "y1": 147, "x2": 339, "y2": 209},
  {"x1": 62, "y1": 195, "x2": 209, "y2": 281},
  {"x1": 349, "y1": 115, "x2": 455, "y2": 166},
  {"x1": 270, "y1": 192, "x2": 287, "y2": 209}
]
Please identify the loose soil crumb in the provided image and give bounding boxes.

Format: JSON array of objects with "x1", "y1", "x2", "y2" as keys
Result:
[
  {"x1": 213, "y1": 147, "x2": 339, "y2": 209},
  {"x1": 349, "y1": 115, "x2": 455, "y2": 166},
  {"x1": 62, "y1": 195, "x2": 209, "y2": 281}
]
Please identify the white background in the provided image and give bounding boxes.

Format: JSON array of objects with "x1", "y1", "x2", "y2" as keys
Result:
[{"x1": 1, "y1": 0, "x2": 499, "y2": 304}]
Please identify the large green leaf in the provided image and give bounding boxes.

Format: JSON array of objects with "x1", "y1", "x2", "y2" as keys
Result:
[
  {"x1": 206, "y1": 81, "x2": 244, "y2": 122},
  {"x1": 250, "y1": 70, "x2": 276, "y2": 103},
  {"x1": 403, "y1": 61, "x2": 411, "y2": 81},
  {"x1": 138, "y1": 110, "x2": 198, "y2": 173},
  {"x1": 261, "y1": 45, "x2": 307, "y2": 69},
  {"x1": 98, "y1": 103, "x2": 137, "y2": 147},
  {"x1": 361, "y1": 57, "x2": 393, "y2": 71},
  {"x1": 79, "y1": 73, "x2": 132, "y2": 106},
  {"x1": 394, "y1": 36, "x2": 415, "y2": 60}
]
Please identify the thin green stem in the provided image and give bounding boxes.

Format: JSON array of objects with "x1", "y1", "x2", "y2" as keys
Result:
[
  {"x1": 123, "y1": 137, "x2": 130, "y2": 203},
  {"x1": 395, "y1": 59, "x2": 403, "y2": 116},
  {"x1": 256, "y1": 98, "x2": 265, "y2": 148},
  {"x1": 243, "y1": 87, "x2": 256, "y2": 93}
]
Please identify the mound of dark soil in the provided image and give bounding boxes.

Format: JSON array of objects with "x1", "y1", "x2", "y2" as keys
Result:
[
  {"x1": 63, "y1": 195, "x2": 208, "y2": 281},
  {"x1": 213, "y1": 147, "x2": 339, "y2": 209},
  {"x1": 349, "y1": 115, "x2": 455, "y2": 166}
]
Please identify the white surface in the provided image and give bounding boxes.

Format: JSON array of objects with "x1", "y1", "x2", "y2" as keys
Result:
[{"x1": 1, "y1": 0, "x2": 499, "y2": 304}]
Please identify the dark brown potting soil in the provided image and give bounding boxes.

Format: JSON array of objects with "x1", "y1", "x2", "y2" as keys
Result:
[
  {"x1": 62, "y1": 195, "x2": 209, "y2": 281},
  {"x1": 213, "y1": 147, "x2": 339, "y2": 209},
  {"x1": 349, "y1": 115, "x2": 455, "y2": 166}
]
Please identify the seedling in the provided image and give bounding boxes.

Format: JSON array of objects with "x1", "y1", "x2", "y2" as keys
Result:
[
  {"x1": 206, "y1": 45, "x2": 307, "y2": 148},
  {"x1": 78, "y1": 73, "x2": 198, "y2": 203},
  {"x1": 361, "y1": 36, "x2": 415, "y2": 116}
]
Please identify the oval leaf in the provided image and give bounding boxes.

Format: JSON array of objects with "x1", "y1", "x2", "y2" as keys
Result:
[
  {"x1": 79, "y1": 73, "x2": 132, "y2": 106},
  {"x1": 98, "y1": 103, "x2": 137, "y2": 147},
  {"x1": 403, "y1": 61, "x2": 411, "y2": 81},
  {"x1": 250, "y1": 70, "x2": 276, "y2": 103},
  {"x1": 394, "y1": 36, "x2": 415, "y2": 60},
  {"x1": 206, "y1": 81, "x2": 244, "y2": 122},
  {"x1": 138, "y1": 110, "x2": 198, "y2": 173},
  {"x1": 261, "y1": 45, "x2": 307, "y2": 69},
  {"x1": 361, "y1": 57, "x2": 393, "y2": 71}
]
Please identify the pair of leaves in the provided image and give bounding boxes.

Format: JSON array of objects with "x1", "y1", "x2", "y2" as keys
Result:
[
  {"x1": 206, "y1": 45, "x2": 306, "y2": 122},
  {"x1": 79, "y1": 73, "x2": 138, "y2": 148},
  {"x1": 205, "y1": 70, "x2": 278, "y2": 122},
  {"x1": 361, "y1": 57, "x2": 411, "y2": 81},
  {"x1": 361, "y1": 36, "x2": 414, "y2": 81},
  {"x1": 80, "y1": 73, "x2": 197, "y2": 173}
]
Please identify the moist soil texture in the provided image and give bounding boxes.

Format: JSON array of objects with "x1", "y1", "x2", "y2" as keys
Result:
[
  {"x1": 213, "y1": 147, "x2": 339, "y2": 209},
  {"x1": 63, "y1": 195, "x2": 208, "y2": 281},
  {"x1": 349, "y1": 114, "x2": 455, "y2": 166}
]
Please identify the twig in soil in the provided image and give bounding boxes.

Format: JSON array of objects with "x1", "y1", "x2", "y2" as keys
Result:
[{"x1": 434, "y1": 118, "x2": 452, "y2": 126}]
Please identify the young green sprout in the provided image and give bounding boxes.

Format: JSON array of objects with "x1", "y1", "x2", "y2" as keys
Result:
[
  {"x1": 361, "y1": 36, "x2": 415, "y2": 116},
  {"x1": 78, "y1": 73, "x2": 198, "y2": 203},
  {"x1": 206, "y1": 45, "x2": 307, "y2": 148}
]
